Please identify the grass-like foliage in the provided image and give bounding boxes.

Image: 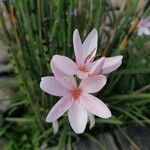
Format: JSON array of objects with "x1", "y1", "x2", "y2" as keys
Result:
[{"x1": 0, "y1": 0, "x2": 150, "y2": 149}]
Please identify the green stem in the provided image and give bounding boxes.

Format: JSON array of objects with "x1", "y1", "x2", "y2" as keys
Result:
[{"x1": 5, "y1": 117, "x2": 34, "y2": 123}]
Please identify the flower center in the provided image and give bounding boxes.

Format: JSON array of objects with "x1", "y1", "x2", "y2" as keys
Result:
[
  {"x1": 70, "y1": 88, "x2": 82, "y2": 100},
  {"x1": 79, "y1": 66, "x2": 87, "y2": 72}
]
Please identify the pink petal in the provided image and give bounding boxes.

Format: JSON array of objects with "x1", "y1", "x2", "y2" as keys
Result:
[
  {"x1": 88, "y1": 57, "x2": 105, "y2": 75},
  {"x1": 88, "y1": 113, "x2": 95, "y2": 129},
  {"x1": 68, "y1": 101, "x2": 88, "y2": 134},
  {"x1": 80, "y1": 94, "x2": 112, "y2": 118},
  {"x1": 82, "y1": 29, "x2": 98, "y2": 61},
  {"x1": 76, "y1": 70, "x2": 89, "y2": 79},
  {"x1": 145, "y1": 20, "x2": 150, "y2": 27},
  {"x1": 142, "y1": 28, "x2": 150, "y2": 35},
  {"x1": 52, "y1": 55, "x2": 78, "y2": 75},
  {"x1": 140, "y1": 18, "x2": 150, "y2": 27},
  {"x1": 51, "y1": 60, "x2": 66, "y2": 78},
  {"x1": 79, "y1": 75, "x2": 107, "y2": 93},
  {"x1": 138, "y1": 19, "x2": 144, "y2": 28},
  {"x1": 73, "y1": 29, "x2": 83, "y2": 65},
  {"x1": 102, "y1": 55, "x2": 123, "y2": 74},
  {"x1": 51, "y1": 61, "x2": 77, "y2": 89},
  {"x1": 46, "y1": 95, "x2": 73, "y2": 122},
  {"x1": 137, "y1": 29, "x2": 143, "y2": 36},
  {"x1": 137, "y1": 26, "x2": 150, "y2": 36},
  {"x1": 40, "y1": 76, "x2": 68, "y2": 96}
]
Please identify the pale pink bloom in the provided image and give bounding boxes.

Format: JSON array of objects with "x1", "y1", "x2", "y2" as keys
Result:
[
  {"x1": 52, "y1": 29, "x2": 123, "y2": 79},
  {"x1": 40, "y1": 63, "x2": 111, "y2": 134},
  {"x1": 137, "y1": 17, "x2": 150, "y2": 36}
]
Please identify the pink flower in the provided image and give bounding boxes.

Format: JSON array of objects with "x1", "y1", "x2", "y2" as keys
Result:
[
  {"x1": 40, "y1": 62, "x2": 111, "y2": 134},
  {"x1": 52, "y1": 29, "x2": 123, "y2": 79},
  {"x1": 137, "y1": 17, "x2": 150, "y2": 36}
]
